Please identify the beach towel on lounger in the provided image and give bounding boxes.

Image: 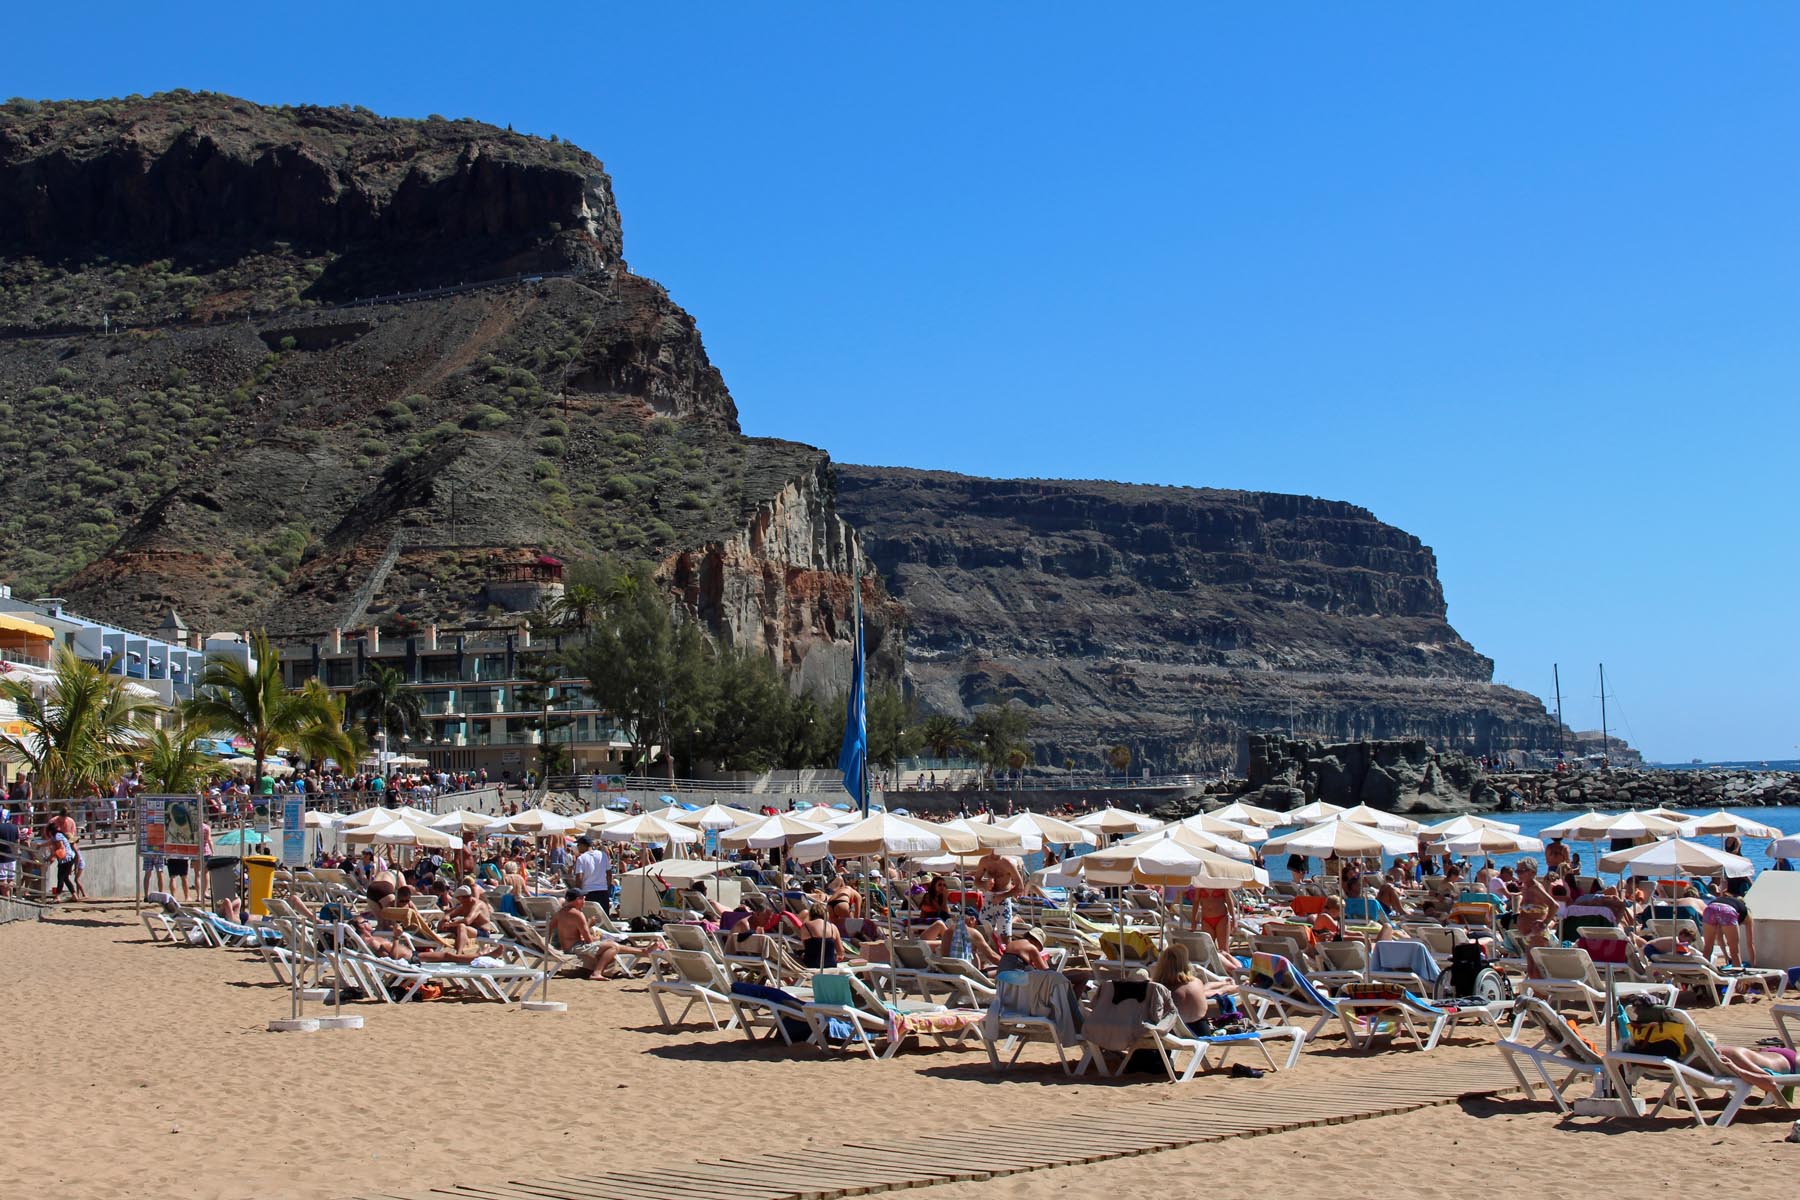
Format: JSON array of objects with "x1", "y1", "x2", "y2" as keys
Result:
[
  {"x1": 730, "y1": 981, "x2": 810, "y2": 1041},
  {"x1": 1250, "y1": 952, "x2": 1335, "y2": 1011}
]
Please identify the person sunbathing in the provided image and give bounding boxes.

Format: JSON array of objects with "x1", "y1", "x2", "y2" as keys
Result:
[
  {"x1": 1151, "y1": 943, "x2": 1240, "y2": 1026},
  {"x1": 938, "y1": 911, "x2": 1000, "y2": 969},
  {"x1": 994, "y1": 925, "x2": 1051, "y2": 973},
  {"x1": 438, "y1": 885, "x2": 494, "y2": 937},
  {"x1": 1713, "y1": 1041, "x2": 1799, "y2": 1101},
  {"x1": 547, "y1": 888, "x2": 629, "y2": 979},
  {"x1": 379, "y1": 886, "x2": 451, "y2": 950},
  {"x1": 798, "y1": 902, "x2": 848, "y2": 969}
]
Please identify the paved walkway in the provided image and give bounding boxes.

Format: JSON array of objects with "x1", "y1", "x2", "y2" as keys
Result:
[{"x1": 365, "y1": 1056, "x2": 1519, "y2": 1200}]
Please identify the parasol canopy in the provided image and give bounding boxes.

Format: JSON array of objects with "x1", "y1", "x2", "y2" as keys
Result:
[
  {"x1": 1599, "y1": 837, "x2": 1755, "y2": 879},
  {"x1": 1263, "y1": 817, "x2": 1417, "y2": 857}
]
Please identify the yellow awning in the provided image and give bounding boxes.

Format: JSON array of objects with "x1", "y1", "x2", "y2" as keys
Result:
[{"x1": 0, "y1": 613, "x2": 54, "y2": 640}]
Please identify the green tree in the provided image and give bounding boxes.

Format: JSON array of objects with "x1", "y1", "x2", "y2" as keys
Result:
[
  {"x1": 554, "y1": 583, "x2": 602, "y2": 631},
  {"x1": 1106, "y1": 743, "x2": 1132, "y2": 776},
  {"x1": 919, "y1": 714, "x2": 967, "y2": 761},
  {"x1": 775, "y1": 690, "x2": 837, "y2": 769},
  {"x1": 140, "y1": 718, "x2": 213, "y2": 794},
  {"x1": 866, "y1": 685, "x2": 918, "y2": 769},
  {"x1": 566, "y1": 571, "x2": 710, "y2": 779},
  {"x1": 185, "y1": 632, "x2": 354, "y2": 786},
  {"x1": 967, "y1": 702, "x2": 1033, "y2": 782},
  {"x1": 691, "y1": 647, "x2": 782, "y2": 772},
  {"x1": 0, "y1": 646, "x2": 157, "y2": 796},
  {"x1": 514, "y1": 657, "x2": 574, "y2": 775},
  {"x1": 348, "y1": 663, "x2": 424, "y2": 755}
]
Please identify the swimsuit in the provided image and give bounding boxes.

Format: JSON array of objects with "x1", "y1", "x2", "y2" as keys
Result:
[
  {"x1": 1702, "y1": 902, "x2": 1740, "y2": 927},
  {"x1": 986, "y1": 894, "x2": 1015, "y2": 939}
]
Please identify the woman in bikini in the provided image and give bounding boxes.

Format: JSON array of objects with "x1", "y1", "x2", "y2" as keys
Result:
[{"x1": 1184, "y1": 886, "x2": 1235, "y2": 946}]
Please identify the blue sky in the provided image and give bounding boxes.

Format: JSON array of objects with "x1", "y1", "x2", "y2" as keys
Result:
[{"x1": 9, "y1": 5, "x2": 1797, "y2": 761}]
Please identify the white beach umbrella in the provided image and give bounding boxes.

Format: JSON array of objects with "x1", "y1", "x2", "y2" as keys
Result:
[
  {"x1": 1559, "y1": 811, "x2": 1688, "y2": 842},
  {"x1": 572, "y1": 807, "x2": 627, "y2": 830},
  {"x1": 301, "y1": 810, "x2": 342, "y2": 830},
  {"x1": 996, "y1": 811, "x2": 1092, "y2": 846},
  {"x1": 716, "y1": 811, "x2": 830, "y2": 851},
  {"x1": 1173, "y1": 811, "x2": 1268, "y2": 844},
  {"x1": 497, "y1": 809, "x2": 577, "y2": 836},
  {"x1": 1537, "y1": 810, "x2": 1609, "y2": 840},
  {"x1": 1678, "y1": 810, "x2": 1782, "y2": 840},
  {"x1": 1263, "y1": 818, "x2": 1417, "y2": 857},
  {"x1": 941, "y1": 817, "x2": 1027, "y2": 852},
  {"x1": 1443, "y1": 828, "x2": 1545, "y2": 855},
  {"x1": 1208, "y1": 799, "x2": 1287, "y2": 828},
  {"x1": 373, "y1": 818, "x2": 463, "y2": 850},
  {"x1": 803, "y1": 806, "x2": 861, "y2": 827},
  {"x1": 1638, "y1": 806, "x2": 1697, "y2": 822},
  {"x1": 338, "y1": 807, "x2": 403, "y2": 829},
  {"x1": 1074, "y1": 832, "x2": 1269, "y2": 890},
  {"x1": 599, "y1": 812, "x2": 702, "y2": 846},
  {"x1": 1420, "y1": 814, "x2": 1521, "y2": 840},
  {"x1": 430, "y1": 809, "x2": 502, "y2": 835},
  {"x1": 670, "y1": 802, "x2": 760, "y2": 830},
  {"x1": 343, "y1": 815, "x2": 461, "y2": 849},
  {"x1": 1287, "y1": 800, "x2": 1346, "y2": 824},
  {"x1": 1769, "y1": 836, "x2": 1800, "y2": 860},
  {"x1": 1070, "y1": 807, "x2": 1161, "y2": 836},
  {"x1": 824, "y1": 812, "x2": 979, "y2": 859},
  {"x1": 1116, "y1": 822, "x2": 1254, "y2": 861},
  {"x1": 1335, "y1": 803, "x2": 1421, "y2": 834},
  {"x1": 1599, "y1": 837, "x2": 1756, "y2": 879}
]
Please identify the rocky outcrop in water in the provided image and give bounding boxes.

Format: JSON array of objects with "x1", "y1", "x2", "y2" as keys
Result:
[
  {"x1": 1227, "y1": 733, "x2": 1489, "y2": 816},
  {"x1": 1489, "y1": 769, "x2": 1800, "y2": 811}
]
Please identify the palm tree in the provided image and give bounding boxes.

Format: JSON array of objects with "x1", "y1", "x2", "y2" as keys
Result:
[
  {"x1": 140, "y1": 718, "x2": 213, "y2": 794},
  {"x1": 555, "y1": 583, "x2": 602, "y2": 631},
  {"x1": 185, "y1": 632, "x2": 353, "y2": 787},
  {"x1": 0, "y1": 646, "x2": 157, "y2": 796},
  {"x1": 919, "y1": 714, "x2": 966, "y2": 762},
  {"x1": 348, "y1": 663, "x2": 424, "y2": 765}
]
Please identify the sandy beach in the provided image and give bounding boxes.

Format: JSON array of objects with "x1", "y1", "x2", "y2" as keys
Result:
[{"x1": 3, "y1": 904, "x2": 1794, "y2": 1200}]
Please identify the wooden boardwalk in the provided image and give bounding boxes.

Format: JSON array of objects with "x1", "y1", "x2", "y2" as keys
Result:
[{"x1": 368, "y1": 1057, "x2": 1520, "y2": 1200}]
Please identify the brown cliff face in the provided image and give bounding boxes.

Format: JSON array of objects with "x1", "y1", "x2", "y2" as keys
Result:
[
  {"x1": 0, "y1": 94, "x2": 622, "y2": 318},
  {"x1": 0, "y1": 94, "x2": 866, "y2": 686},
  {"x1": 833, "y1": 466, "x2": 1563, "y2": 770},
  {"x1": 665, "y1": 464, "x2": 903, "y2": 697}
]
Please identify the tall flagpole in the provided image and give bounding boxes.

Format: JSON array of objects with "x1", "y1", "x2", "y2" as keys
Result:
[{"x1": 857, "y1": 572, "x2": 869, "y2": 818}]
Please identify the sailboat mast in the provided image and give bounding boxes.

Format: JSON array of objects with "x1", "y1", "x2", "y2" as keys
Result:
[
  {"x1": 1599, "y1": 662, "x2": 1609, "y2": 768},
  {"x1": 1553, "y1": 663, "x2": 1564, "y2": 759}
]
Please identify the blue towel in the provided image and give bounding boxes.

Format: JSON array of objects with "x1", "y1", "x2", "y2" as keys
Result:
[
  {"x1": 729, "y1": 981, "x2": 811, "y2": 1041},
  {"x1": 1371, "y1": 939, "x2": 1441, "y2": 984}
]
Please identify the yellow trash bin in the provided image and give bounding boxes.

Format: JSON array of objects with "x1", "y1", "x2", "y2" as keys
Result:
[{"x1": 242, "y1": 854, "x2": 280, "y2": 917}]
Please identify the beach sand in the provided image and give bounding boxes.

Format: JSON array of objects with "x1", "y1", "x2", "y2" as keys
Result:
[{"x1": 4, "y1": 906, "x2": 1793, "y2": 1200}]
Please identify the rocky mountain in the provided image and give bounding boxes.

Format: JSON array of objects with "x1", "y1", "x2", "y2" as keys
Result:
[
  {"x1": 833, "y1": 467, "x2": 1564, "y2": 770},
  {"x1": 0, "y1": 92, "x2": 892, "y2": 678},
  {"x1": 0, "y1": 92, "x2": 1567, "y2": 766}
]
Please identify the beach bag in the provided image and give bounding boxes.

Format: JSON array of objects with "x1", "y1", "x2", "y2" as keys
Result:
[{"x1": 1625, "y1": 1001, "x2": 1691, "y2": 1060}]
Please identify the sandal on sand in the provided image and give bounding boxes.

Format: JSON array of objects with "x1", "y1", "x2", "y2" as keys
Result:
[{"x1": 1229, "y1": 1064, "x2": 1265, "y2": 1079}]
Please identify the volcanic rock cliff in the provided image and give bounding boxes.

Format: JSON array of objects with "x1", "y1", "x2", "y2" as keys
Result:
[
  {"x1": 0, "y1": 92, "x2": 1569, "y2": 766},
  {"x1": 0, "y1": 93, "x2": 872, "y2": 678},
  {"x1": 833, "y1": 467, "x2": 1564, "y2": 771}
]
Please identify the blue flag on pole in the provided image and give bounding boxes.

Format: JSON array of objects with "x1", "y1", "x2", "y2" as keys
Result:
[{"x1": 836, "y1": 570, "x2": 868, "y2": 814}]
